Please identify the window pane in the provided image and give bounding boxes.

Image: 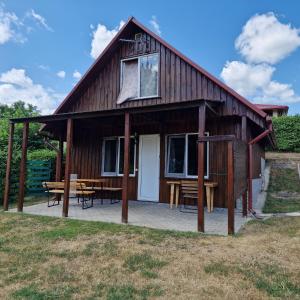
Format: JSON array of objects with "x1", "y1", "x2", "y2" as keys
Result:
[
  {"x1": 103, "y1": 139, "x2": 117, "y2": 173},
  {"x1": 140, "y1": 54, "x2": 158, "y2": 97},
  {"x1": 167, "y1": 136, "x2": 185, "y2": 174},
  {"x1": 117, "y1": 59, "x2": 138, "y2": 104},
  {"x1": 187, "y1": 134, "x2": 208, "y2": 177},
  {"x1": 118, "y1": 138, "x2": 135, "y2": 175}
]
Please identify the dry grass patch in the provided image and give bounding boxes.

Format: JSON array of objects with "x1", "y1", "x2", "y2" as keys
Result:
[{"x1": 0, "y1": 212, "x2": 299, "y2": 299}]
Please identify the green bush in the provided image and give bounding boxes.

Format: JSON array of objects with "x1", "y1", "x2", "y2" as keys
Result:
[
  {"x1": 272, "y1": 115, "x2": 300, "y2": 152},
  {"x1": 27, "y1": 149, "x2": 57, "y2": 161},
  {"x1": 0, "y1": 101, "x2": 54, "y2": 204}
]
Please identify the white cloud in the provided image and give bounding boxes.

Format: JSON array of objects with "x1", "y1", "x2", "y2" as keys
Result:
[
  {"x1": 73, "y1": 70, "x2": 82, "y2": 80},
  {"x1": 0, "y1": 68, "x2": 63, "y2": 114},
  {"x1": 26, "y1": 9, "x2": 53, "y2": 32},
  {"x1": 236, "y1": 12, "x2": 300, "y2": 64},
  {"x1": 221, "y1": 13, "x2": 300, "y2": 105},
  {"x1": 221, "y1": 61, "x2": 300, "y2": 104},
  {"x1": 56, "y1": 70, "x2": 66, "y2": 79},
  {"x1": 90, "y1": 20, "x2": 125, "y2": 59},
  {"x1": 149, "y1": 15, "x2": 161, "y2": 36},
  {"x1": 221, "y1": 61, "x2": 274, "y2": 97},
  {"x1": 0, "y1": 6, "x2": 23, "y2": 44}
]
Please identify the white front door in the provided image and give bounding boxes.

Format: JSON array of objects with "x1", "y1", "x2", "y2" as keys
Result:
[{"x1": 138, "y1": 134, "x2": 160, "y2": 202}]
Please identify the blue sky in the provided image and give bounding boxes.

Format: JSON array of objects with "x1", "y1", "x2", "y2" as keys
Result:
[{"x1": 0, "y1": 0, "x2": 300, "y2": 114}]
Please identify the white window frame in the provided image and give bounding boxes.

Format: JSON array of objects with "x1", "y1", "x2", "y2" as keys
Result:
[
  {"x1": 120, "y1": 53, "x2": 159, "y2": 100},
  {"x1": 165, "y1": 132, "x2": 209, "y2": 179},
  {"x1": 102, "y1": 136, "x2": 136, "y2": 177}
]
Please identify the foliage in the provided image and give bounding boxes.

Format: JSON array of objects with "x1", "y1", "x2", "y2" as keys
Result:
[
  {"x1": 27, "y1": 149, "x2": 57, "y2": 161},
  {"x1": 272, "y1": 115, "x2": 300, "y2": 152},
  {"x1": 0, "y1": 101, "x2": 50, "y2": 203}
]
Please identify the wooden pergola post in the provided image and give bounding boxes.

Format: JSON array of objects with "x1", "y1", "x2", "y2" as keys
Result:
[
  {"x1": 55, "y1": 136, "x2": 64, "y2": 203},
  {"x1": 55, "y1": 136, "x2": 64, "y2": 182},
  {"x1": 241, "y1": 115, "x2": 248, "y2": 217},
  {"x1": 62, "y1": 119, "x2": 73, "y2": 217},
  {"x1": 122, "y1": 112, "x2": 130, "y2": 223},
  {"x1": 227, "y1": 140, "x2": 234, "y2": 234},
  {"x1": 197, "y1": 103, "x2": 206, "y2": 232},
  {"x1": 17, "y1": 122, "x2": 29, "y2": 212},
  {"x1": 3, "y1": 122, "x2": 15, "y2": 211}
]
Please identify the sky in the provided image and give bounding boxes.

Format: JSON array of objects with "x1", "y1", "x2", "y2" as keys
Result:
[{"x1": 0, "y1": 0, "x2": 300, "y2": 115}]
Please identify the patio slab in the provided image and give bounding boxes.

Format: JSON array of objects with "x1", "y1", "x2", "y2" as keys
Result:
[{"x1": 10, "y1": 200, "x2": 250, "y2": 235}]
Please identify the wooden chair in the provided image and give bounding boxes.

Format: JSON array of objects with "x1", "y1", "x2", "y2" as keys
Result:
[{"x1": 179, "y1": 180, "x2": 198, "y2": 213}]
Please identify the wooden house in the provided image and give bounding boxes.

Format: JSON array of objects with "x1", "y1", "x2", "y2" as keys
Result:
[{"x1": 3, "y1": 17, "x2": 275, "y2": 234}]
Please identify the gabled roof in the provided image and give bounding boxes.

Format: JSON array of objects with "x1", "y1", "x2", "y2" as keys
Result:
[{"x1": 53, "y1": 16, "x2": 267, "y2": 119}]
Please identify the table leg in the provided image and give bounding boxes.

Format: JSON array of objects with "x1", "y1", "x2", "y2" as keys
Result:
[
  {"x1": 206, "y1": 187, "x2": 211, "y2": 213},
  {"x1": 175, "y1": 185, "x2": 179, "y2": 207},
  {"x1": 210, "y1": 188, "x2": 214, "y2": 212},
  {"x1": 170, "y1": 184, "x2": 174, "y2": 209}
]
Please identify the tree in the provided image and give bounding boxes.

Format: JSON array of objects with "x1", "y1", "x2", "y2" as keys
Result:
[{"x1": 0, "y1": 101, "x2": 53, "y2": 203}]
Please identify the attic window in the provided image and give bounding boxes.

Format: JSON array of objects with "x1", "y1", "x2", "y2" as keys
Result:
[{"x1": 117, "y1": 53, "x2": 159, "y2": 104}]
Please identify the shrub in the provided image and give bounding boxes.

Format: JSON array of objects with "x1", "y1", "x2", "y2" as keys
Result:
[
  {"x1": 27, "y1": 149, "x2": 57, "y2": 161},
  {"x1": 272, "y1": 115, "x2": 300, "y2": 152}
]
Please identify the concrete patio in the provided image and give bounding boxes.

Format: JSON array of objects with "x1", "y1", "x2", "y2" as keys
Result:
[{"x1": 10, "y1": 199, "x2": 250, "y2": 235}]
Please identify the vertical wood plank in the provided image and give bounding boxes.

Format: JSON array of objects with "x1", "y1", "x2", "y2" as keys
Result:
[
  {"x1": 198, "y1": 103, "x2": 206, "y2": 232},
  {"x1": 122, "y1": 112, "x2": 130, "y2": 223},
  {"x1": 17, "y1": 122, "x2": 29, "y2": 212},
  {"x1": 3, "y1": 122, "x2": 15, "y2": 211},
  {"x1": 227, "y1": 141, "x2": 234, "y2": 234},
  {"x1": 241, "y1": 116, "x2": 247, "y2": 141},
  {"x1": 63, "y1": 119, "x2": 73, "y2": 217}
]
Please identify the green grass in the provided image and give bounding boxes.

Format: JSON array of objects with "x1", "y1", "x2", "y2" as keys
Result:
[
  {"x1": 240, "y1": 263, "x2": 300, "y2": 298},
  {"x1": 124, "y1": 253, "x2": 167, "y2": 278},
  {"x1": 263, "y1": 195, "x2": 300, "y2": 213},
  {"x1": 204, "y1": 261, "x2": 232, "y2": 276},
  {"x1": 0, "y1": 212, "x2": 299, "y2": 299},
  {"x1": 263, "y1": 162, "x2": 300, "y2": 213},
  {"x1": 268, "y1": 166, "x2": 300, "y2": 194}
]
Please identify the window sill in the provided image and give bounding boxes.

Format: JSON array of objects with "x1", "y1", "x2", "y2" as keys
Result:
[
  {"x1": 101, "y1": 174, "x2": 135, "y2": 178},
  {"x1": 165, "y1": 175, "x2": 209, "y2": 180},
  {"x1": 130, "y1": 95, "x2": 161, "y2": 101}
]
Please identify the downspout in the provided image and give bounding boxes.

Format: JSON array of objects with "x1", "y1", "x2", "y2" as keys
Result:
[{"x1": 248, "y1": 120, "x2": 273, "y2": 212}]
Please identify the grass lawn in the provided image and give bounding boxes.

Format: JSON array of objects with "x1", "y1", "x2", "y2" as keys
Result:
[
  {"x1": 263, "y1": 161, "x2": 300, "y2": 213},
  {"x1": 0, "y1": 212, "x2": 299, "y2": 299}
]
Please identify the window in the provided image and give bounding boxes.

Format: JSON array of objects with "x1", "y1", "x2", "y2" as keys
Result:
[
  {"x1": 166, "y1": 133, "x2": 209, "y2": 178},
  {"x1": 103, "y1": 138, "x2": 117, "y2": 174},
  {"x1": 167, "y1": 135, "x2": 185, "y2": 175},
  {"x1": 117, "y1": 54, "x2": 159, "y2": 104},
  {"x1": 102, "y1": 137, "x2": 136, "y2": 176}
]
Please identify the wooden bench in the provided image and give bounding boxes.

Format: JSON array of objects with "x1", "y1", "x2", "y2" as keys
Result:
[
  {"x1": 83, "y1": 186, "x2": 122, "y2": 204},
  {"x1": 43, "y1": 182, "x2": 95, "y2": 209}
]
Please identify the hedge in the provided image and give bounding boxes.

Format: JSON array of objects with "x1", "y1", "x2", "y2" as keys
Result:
[{"x1": 272, "y1": 115, "x2": 300, "y2": 152}]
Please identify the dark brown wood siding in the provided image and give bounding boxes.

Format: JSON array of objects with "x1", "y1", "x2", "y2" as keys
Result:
[
  {"x1": 70, "y1": 110, "x2": 249, "y2": 208},
  {"x1": 61, "y1": 30, "x2": 265, "y2": 128}
]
